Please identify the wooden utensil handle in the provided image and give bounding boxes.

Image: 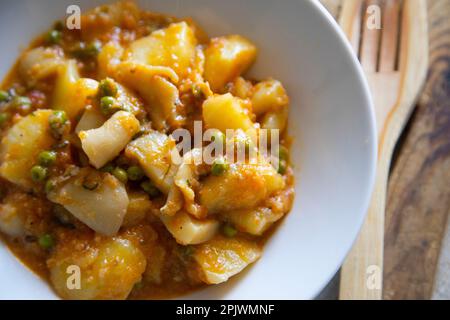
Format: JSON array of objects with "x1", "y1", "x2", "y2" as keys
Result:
[{"x1": 339, "y1": 160, "x2": 389, "y2": 299}]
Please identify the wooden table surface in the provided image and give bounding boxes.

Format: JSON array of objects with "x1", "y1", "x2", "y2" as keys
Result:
[{"x1": 319, "y1": 0, "x2": 450, "y2": 299}]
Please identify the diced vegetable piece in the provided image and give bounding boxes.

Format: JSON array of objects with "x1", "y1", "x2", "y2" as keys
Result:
[
  {"x1": 204, "y1": 35, "x2": 257, "y2": 92},
  {"x1": 114, "y1": 61, "x2": 180, "y2": 131},
  {"x1": 127, "y1": 166, "x2": 144, "y2": 181},
  {"x1": 226, "y1": 207, "x2": 284, "y2": 236},
  {"x1": 48, "y1": 168, "x2": 129, "y2": 236},
  {"x1": 0, "y1": 198, "x2": 25, "y2": 238},
  {"x1": 38, "y1": 150, "x2": 57, "y2": 167},
  {"x1": 202, "y1": 93, "x2": 253, "y2": 132},
  {"x1": 140, "y1": 180, "x2": 160, "y2": 197},
  {"x1": 38, "y1": 234, "x2": 55, "y2": 249},
  {"x1": 0, "y1": 110, "x2": 56, "y2": 188},
  {"x1": 123, "y1": 191, "x2": 152, "y2": 227},
  {"x1": 52, "y1": 60, "x2": 99, "y2": 121},
  {"x1": 199, "y1": 157, "x2": 285, "y2": 214},
  {"x1": 75, "y1": 106, "x2": 106, "y2": 133},
  {"x1": 223, "y1": 185, "x2": 293, "y2": 236},
  {"x1": 211, "y1": 157, "x2": 228, "y2": 176},
  {"x1": 193, "y1": 236, "x2": 261, "y2": 284},
  {"x1": 260, "y1": 107, "x2": 288, "y2": 133},
  {"x1": 125, "y1": 22, "x2": 197, "y2": 78},
  {"x1": 230, "y1": 77, "x2": 253, "y2": 99},
  {"x1": 49, "y1": 237, "x2": 146, "y2": 300},
  {"x1": 125, "y1": 131, "x2": 176, "y2": 193},
  {"x1": 97, "y1": 42, "x2": 124, "y2": 78},
  {"x1": 79, "y1": 111, "x2": 140, "y2": 169},
  {"x1": 160, "y1": 211, "x2": 219, "y2": 245},
  {"x1": 251, "y1": 79, "x2": 289, "y2": 115},
  {"x1": 222, "y1": 223, "x2": 237, "y2": 237},
  {"x1": 30, "y1": 165, "x2": 48, "y2": 182},
  {"x1": 112, "y1": 167, "x2": 128, "y2": 184},
  {"x1": 46, "y1": 30, "x2": 62, "y2": 44},
  {"x1": 19, "y1": 47, "x2": 64, "y2": 85}
]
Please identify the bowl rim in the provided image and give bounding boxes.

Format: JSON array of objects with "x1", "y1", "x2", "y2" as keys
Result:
[{"x1": 308, "y1": 0, "x2": 377, "y2": 299}]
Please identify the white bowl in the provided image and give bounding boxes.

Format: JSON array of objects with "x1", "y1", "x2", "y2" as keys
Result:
[{"x1": 0, "y1": 0, "x2": 376, "y2": 299}]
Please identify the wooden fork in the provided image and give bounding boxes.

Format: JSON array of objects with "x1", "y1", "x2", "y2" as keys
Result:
[{"x1": 337, "y1": 0, "x2": 428, "y2": 299}]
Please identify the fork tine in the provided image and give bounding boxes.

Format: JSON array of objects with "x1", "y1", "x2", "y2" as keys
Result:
[
  {"x1": 379, "y1": 0, "x2": 401, "y2": 72},
  {"x1": 339, "y1": 0, "x2": 364, "y2": 53},
  {"x1": 360, "y1": 0, "x2": 382, "y2": 72}
]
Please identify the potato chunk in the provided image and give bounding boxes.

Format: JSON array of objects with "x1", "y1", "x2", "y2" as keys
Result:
[
  {"x1": 224, "y1": 187, "x2": 293, "y2": 236},
  {"x1": 251, "y1": 79, "x2": 289, "y2": 116},
  {"x1": 48, "y1": 168, "x2": 129, "y2": 236},
  {"x1": 0, "y1": 110, "x2": 56, "y2": 188},
  {"x1": 160, "y1": 211, "x2": 219, "y2": 245},
  {"x1": 19, "y1": 47, "x2": 64, "y2": 86},
  {"x1": 261, "y1": 107, "x2": 288, "y2": 133},
  {"x1": 193, "y1": 236, "x2": 261, "y2": 284},
  {"x1": 97, "y1": 41, "x2": 124, "y2": 78},
  {"x1": 79, "y1": 111, "x2": 140, "y2": 169},
  {"x1": 75, "y1": 106, "x2": 106, "y2": 133},
  {"x1": 125, "y1": 22, "x2": 197, "y2": 78},
  {"x1": 125, "y1": 131, "x2": 176, "y2": 193},
  {"x1": 202, "y1": 93, "x2": 253, "y2": 132},
  {"x1": 48, "y1": 236, "x2": 146, "y2": 300},
  {"x1": 199, "y1": 158, "x2": 285, "y2": 214},
  {"x1": 52, "y1": 60, "x2": 99, "y2": 121},
  {"x1": 0, "y1": 197, "x2": 25, "y2": 238},
  {"x1": 204, "y1": 35, "x2": 257, "y2": 92}
]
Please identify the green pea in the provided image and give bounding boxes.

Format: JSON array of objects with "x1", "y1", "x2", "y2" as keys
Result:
[
  {"x1": 99, "y1": 78, "x2": 118, "y2": 97},
  {"x1": 46, "y1": 30, "x2": 62, "y2": 45},
  {"x1": 140, "y1": 180, "x2": 160, "y2": 197},
  {"x1": 45, "y1": 180, "x2": 56, "y2": 193},
  {"x1": 100, "y1": 96, "x2": 116, "y2": 114},
  {"x1": 30, "y1": 165, "x2": 48, "y2": 182},
  {"x1": 279, "y1": 146, "x2": 289, "y2": 161},
  {"x1": 11, "y1": 96, "x2": 31, "y2": 108},
  {"x1": 49, "y1": 110, "x2": 67, "y2": 129},
  {"x1": 73, "y1": 40, "x2": 101, "y2": 59},
  {"x1": 222, "y1": 224, "x2": 237, "y2": 238},
  {"x1": 100, "y1": 163, "x2": 114, "y2": 173},
  {"x1": 38, "y1": 234, "x2": 54, "y2": 249},
  {"x1": 85, "y1": 41, "x2": 101, "y2": 56},
  {"x1": 0, "y1": 90, "x2": 9, "y2": 102},
  {"x1": 278, "y1": 160, "x2": 287, "y2": 175},
  {"x1": 127, "y1": 166, "x2": 144, "y2": 181},
  {"x1": 211, "y1": 157, "x2": 228, "y2": 176},
  {"x1": 112, "y1": 167, "x2": 128, "y2": 184},
  {"x1": 0, "y1": 113, "x2": 10, "y2": 126},
  {"x1": 38, "y1": 150, "x2": 57, "y2": 167}
]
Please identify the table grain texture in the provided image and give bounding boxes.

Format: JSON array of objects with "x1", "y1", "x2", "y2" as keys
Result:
[{"x1": 319, "y1": 0, "x2": 450, "y2": 300}]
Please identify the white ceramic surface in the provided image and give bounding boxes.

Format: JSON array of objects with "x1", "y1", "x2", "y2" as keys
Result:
[{"x1": 0, "y1": 0, "x2": 376, "y2": 299}]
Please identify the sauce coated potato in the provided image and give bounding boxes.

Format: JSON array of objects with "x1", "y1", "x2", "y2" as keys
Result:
[
  {"x1": 0, "y1": 110, "x2": 56, "y2": 188},
  {"x1": 48, "y1": 236, "x2": 146, "y2": 300},
  {"x1": 193, "y1": 236, "x2": 262, "y2": 284},
  {"x1": 199, "y1": 158, "x2": 285, "y2": 214},
  {"x1": 203, "y1": 93, "x2": 254, "y2": 132},
  {"x1": 204, "y1": 35, "x2": 257, "y2": 92}
]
